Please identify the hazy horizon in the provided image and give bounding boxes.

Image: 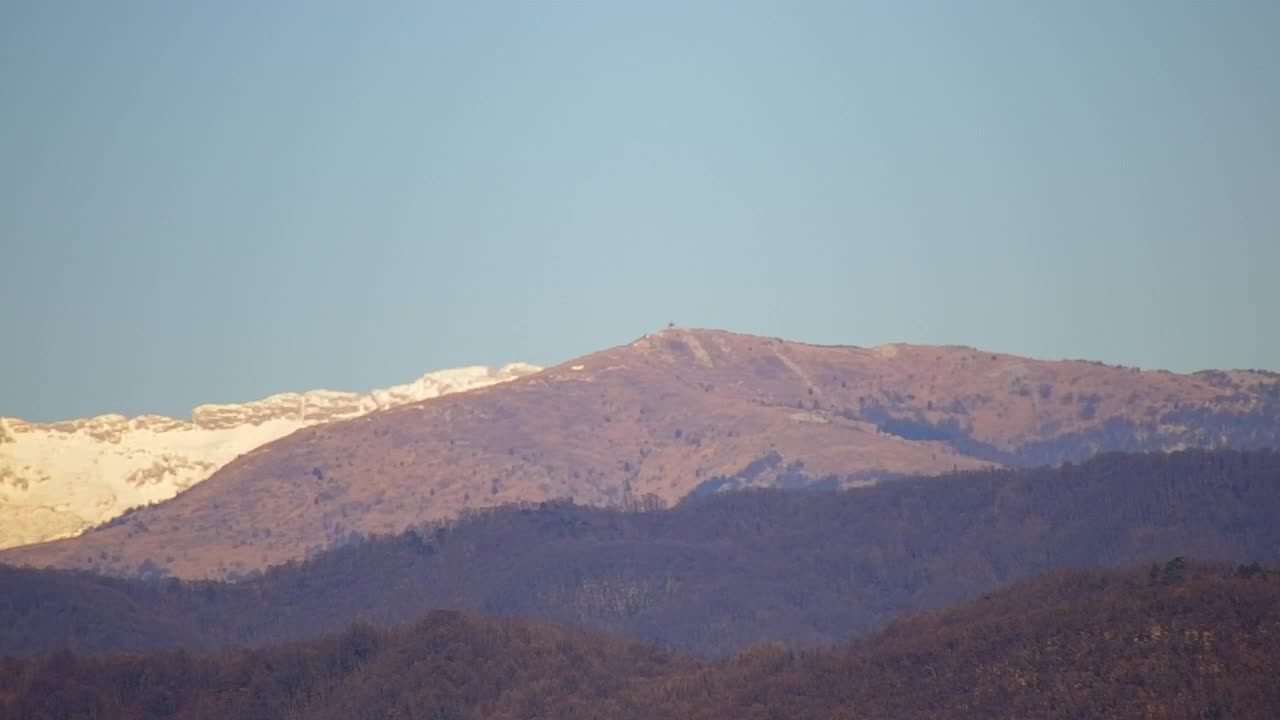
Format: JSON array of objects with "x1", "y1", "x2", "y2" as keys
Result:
[
  {"x1": 2, "y1": 324, "x2": 1275, "y2": 424},
  {"x1": 4, "y1": 1, "x2": 1278, "y2": 421}
]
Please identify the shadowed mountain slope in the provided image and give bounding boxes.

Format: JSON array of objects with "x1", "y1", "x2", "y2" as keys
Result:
[
  {"x1": 6, "y1": 328, "x2": 1279, "y2": 579},
  {"x1": 3, "y1": 562, "x2": 1278, "y2": 720},
  {"x1": 2, "y1": 450, "x2": 1278, "y2": 658}
]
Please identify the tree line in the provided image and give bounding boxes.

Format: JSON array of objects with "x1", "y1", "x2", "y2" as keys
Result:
[
  {"x1": 2, "y1": 449, "x2": 1279, "y2": 658},
  {"x1": 2, "y1": 562, "x2": 1277, "y2": 719}
]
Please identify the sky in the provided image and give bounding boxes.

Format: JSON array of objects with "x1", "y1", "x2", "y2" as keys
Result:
[{"x1": 2, "y1": 1, "x2": 1278, "y2": 422}]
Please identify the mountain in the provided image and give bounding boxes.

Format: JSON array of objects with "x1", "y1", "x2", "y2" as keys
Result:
[
  {"x1": 0, "y1": 364, "x2": 539, "y2": 550},
  {"x1": 3, "y1": 450, "x2": 1278, "y2": 658},
  {"x1": 4, "y1": 562, "x2": 1278, "y2": 720},
  {"x1": 5, "y1": 328, "x2": 1279, "y2": 579}
]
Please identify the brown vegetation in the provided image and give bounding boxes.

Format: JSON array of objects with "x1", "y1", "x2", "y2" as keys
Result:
[
  {"x1": 3, "y1": 449, "x2": 1278, "y2": 659},
  {"x1": 6, "y1": 329, "x2": 1279, "y2": 579},
  {"x1": 3, "y1": 562, "x2": 1278, "y2": 719}
]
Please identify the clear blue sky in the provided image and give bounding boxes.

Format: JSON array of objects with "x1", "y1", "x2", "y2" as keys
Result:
[{"x1": 3, "y1": 1, "x2": 1278, "y2": 421}]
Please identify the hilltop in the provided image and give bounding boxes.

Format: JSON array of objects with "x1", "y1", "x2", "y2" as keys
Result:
[{"x1": 6, "y1": 328, "x2": 1278, "y2": 578}]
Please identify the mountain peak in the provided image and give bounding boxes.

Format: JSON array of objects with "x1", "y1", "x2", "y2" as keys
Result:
[{"x1": 6, "y1": 332, "x2": 1278, "y2": 580}]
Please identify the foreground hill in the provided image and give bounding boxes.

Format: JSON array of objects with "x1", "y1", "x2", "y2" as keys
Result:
[
  {"x1": 0, "y1": 610, "x2": 691, "y2": 720},
  {"x1": 0, "y1": 363, "x2": 538, "y2": 550},
  {"x1": 6, "y1": 328, "x2": 1280, "y2": 579},
  {"x1": 3, "y1": 450, "x2": 1278, "y2": 658},
  {"x1": 3, "y1": 563, "x2": 1278, "y2": 719}
]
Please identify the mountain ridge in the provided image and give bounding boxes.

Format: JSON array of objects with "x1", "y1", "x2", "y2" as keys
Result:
[
  {"x1": 0, "y1": 363, "x2": 540, "y2": 550},
  {"x1": 5, "y1": 328, "x2": 1279, "y2": 578}
]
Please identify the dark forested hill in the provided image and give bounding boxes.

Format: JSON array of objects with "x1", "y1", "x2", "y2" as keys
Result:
[
  {"x1": 0, "y1": 611, "x2": 692, "y2": 720},
  {"x1": 8, "y1": 329, "x2": 1280, "y2": 580},
  {"x1": 3, "y1": 562, "x2": 1278, "y2": 720},
  {"x1": 3, "y1": 449, "x2": 1279, "y2": 658}
]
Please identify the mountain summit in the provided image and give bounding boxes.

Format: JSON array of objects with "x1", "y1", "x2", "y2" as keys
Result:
[
  {"x1": 5, "y1": 328, "x2": 1278, "y2": 578},
  {"x1": 0, "y1": 363, "x2": 539, "y2": 550}
]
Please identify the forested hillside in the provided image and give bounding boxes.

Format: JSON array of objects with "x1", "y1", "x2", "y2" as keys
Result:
[
  {"x1": 3, "y1": 449, "x2": 1278, "y2": 658},
  {"x1": 3, "y1": 562, "x2": 1277, "y2": 719}
]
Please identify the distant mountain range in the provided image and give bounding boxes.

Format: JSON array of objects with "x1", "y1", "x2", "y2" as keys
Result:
[
  {"x1": 0, "y1": 363, "x2": 539, "y2": 550},
  {"x1": 4, "y1": 328, "x2": 1279, "y2": 579}
]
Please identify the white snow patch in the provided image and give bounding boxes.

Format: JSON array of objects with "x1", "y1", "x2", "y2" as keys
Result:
[{"x1": 0, "y1": 362, "x2": 540, "y2": 550}]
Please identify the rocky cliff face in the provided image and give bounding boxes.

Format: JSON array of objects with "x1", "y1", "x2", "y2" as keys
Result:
[{"x1": 0, "y1": 363, "x2": 539, "y2": 550}]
